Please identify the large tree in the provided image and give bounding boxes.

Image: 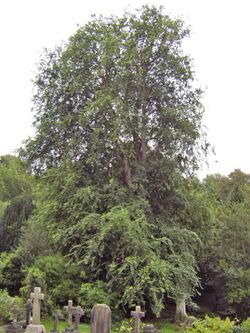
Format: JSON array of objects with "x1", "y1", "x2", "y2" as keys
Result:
[{"x1": 20, "y1": 6, "x2": 208, "y2": 318}]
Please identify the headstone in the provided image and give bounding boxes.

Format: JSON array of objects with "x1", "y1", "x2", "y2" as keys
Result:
[
  {"x1": 72, "y1": 306, "x2": 84, "y2": 333},
  {"x1": 131, "y1": 306, "x2": 145, "y2": 333},
  {"x1": 30, "y1": 287, "x2": 44, "y2": 325},
  {"x1": 3, "y1": 306, "x2": 24, "y2": 333},
  {"x1": 25, "y1": 299, "x2": 33, "y2": 328},
  {"x1": 51, "y1": 310, "x2": 63, "y2": 333},
  {"x1": 143, "y1": 325, "x2": 160, "y2": 333},
  {"x1": 63, "y1": 300, "x2": 75, "y2": 333},
  {"x1": 91, "y1": 304, "x2": 111, "y2": 333},
  {"x1": 25, "y1": 287, "x2": 46, "y2": 333}
]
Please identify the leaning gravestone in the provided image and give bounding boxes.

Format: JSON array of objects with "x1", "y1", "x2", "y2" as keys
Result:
[
  {"x1": 25, "y1": 287, "x2": 46, "y2": 333},
  {"x1": 51, "y1": 310, "x2": 63, "y2": 333},
  {"x1": 91, "y1": 304, "x2": 111, "y2": 333},
  {"x1": 131, "y1": 306, "x2": 145, "y2": 333}
]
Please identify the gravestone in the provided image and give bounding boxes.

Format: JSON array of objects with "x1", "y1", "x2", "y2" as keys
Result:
[
  {"x1": 3, "y1": 305, "x2": 24, "y2": 333},
  {"x1": 30, "y1": 287, "x2": 44, "y2": 325},
  {"x1": 51, "y1": 310, "x2": 63, "y2": 333},
  {"x1": 63, "y1": 300, "x2": 75, "y2": 333},
  {"x1": 72, "y1": 306, "x2": 84, "y2": 333},
  {"x1": 91, "y1": 304, "x2": 111, "y2": 333},
  {"x1": 131, "y1": 306, "x2": 145, "y2": 333},
  {"x1": 25, "y1": 299, "x2": 33, "y2": 328},
  {"x1": 25, "y1": 287, "x2": 46, "y2": 333}
]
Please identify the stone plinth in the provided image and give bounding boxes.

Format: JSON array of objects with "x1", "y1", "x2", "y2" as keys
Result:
[{"x1": 25, "y1": 324, "x2": 46, "y2": 333}]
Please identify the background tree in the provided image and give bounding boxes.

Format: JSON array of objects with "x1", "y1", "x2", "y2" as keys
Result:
[{"x1": 0, "y1": 155, "x2": 34, "y2": 252}]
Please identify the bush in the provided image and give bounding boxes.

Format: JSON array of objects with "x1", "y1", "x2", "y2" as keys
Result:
[
  {"x1": 20, "y1": 254, "x2": 83, "y2": 314},
  {"x1": 241, "y1": 318, "x2": 250, "y2": 333},
  {"x1": 185, "y1": 315, "x2": 234, "y2": 333},
  {"x1": 77, "y1": 281, "x2": 111, "y2": 320},
  {"x1": 0, "y1": 290, "x2": 24, "y2": 324}
]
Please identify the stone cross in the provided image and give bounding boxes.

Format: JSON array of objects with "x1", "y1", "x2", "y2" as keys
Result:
[
  {"x1": 51, "y1": 309, "x2": 63, "y2": 333},
  {"x1": 64, "y1": 300, "x2": 75, "y2": 330},
  {"x1": 12, "y1": 305, "x2": 18, "y2": 323},
  {"x1": 25, "y1": 299, "x2": 33, "y2": 327},
  {"x1": 30, "y1": 287, "x2": 44, "y2": 325},
  {"x1": 131, "y1": 306, "x2": 145, "y2": 333},
  {"x1": 72, "y1": 306, "x2": 84, "y2": 332},
  {"x1": 91, "y1": 304, "x2": 111, "y2": 333}
]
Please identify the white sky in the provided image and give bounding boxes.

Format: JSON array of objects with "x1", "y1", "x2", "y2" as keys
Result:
[{"x1": 0, "y1": 0, "x2": 249, "y2": 178}]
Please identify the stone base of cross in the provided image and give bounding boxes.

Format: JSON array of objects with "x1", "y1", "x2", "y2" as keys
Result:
[{"x1": 25, "y1": 324, "x2": 47, "y2": 333}]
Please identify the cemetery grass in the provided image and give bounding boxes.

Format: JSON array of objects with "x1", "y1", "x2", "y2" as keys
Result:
[{"x1": 41, "y1": 318, "x2": 180, "y2": 333}]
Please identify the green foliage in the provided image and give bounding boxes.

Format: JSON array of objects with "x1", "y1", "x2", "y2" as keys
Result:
[
  {"x1": 18, "y1": 217, "x2": 52, "y2": 266},
  {"x1": 185, "y1": 315, "x2": 234, "y2": 333},
  {"x1": 78, "y1": 281, "x2": 111, "y2": 319},
  {"x1": 0, "y1": 252, "x2": 24, "y2": 295},
  {"x1": 241, "y1": 318, "x2": 250, "y2": 333},
  {"x1": 0, "y1": 289, "x2": 24, "y2": 324},
  {"x1": 18, "y1": 5, "x2": 209, "y2": 318},
  {"x1": 21, "y1": 254, "x2": 82, "y2": 312},
  {"x1": 0, "y1": 155, "x2": 34, "y2": 252}
]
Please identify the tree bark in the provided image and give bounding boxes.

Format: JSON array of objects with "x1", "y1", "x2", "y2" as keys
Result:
[
  {"x1": 116, "y1": 150, "x2": 132, "y2": 187},
  {"x1": 175, "y1": 297, "x2": 187, "y2": 324}
]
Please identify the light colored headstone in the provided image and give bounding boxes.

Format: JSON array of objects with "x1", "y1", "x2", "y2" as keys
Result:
[
  {"x1": 91, "y1": 304, "x2": 111, "y2": 333},
  {"x1": 131, "y1": 306, "x2": 145, "y2": 333},
  {"x1": 25, "y1": 287, "x2": 46, "y2": 333},
  {"x1": 30, "y1": 287, "x2": 44, "y2": 325}
]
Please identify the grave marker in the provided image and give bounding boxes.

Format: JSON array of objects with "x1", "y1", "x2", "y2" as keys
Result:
[
  {"x1": 91, "y1": 304, "x2": 111, "y2": 333},
  {"x1": 131, "y1": 306, "x2": 145, "y2": 333},
  {"x1": 72, "y1": 306, "x2": 84, "y2": 333},
  {"x1": 30, "y1": 287, "x2": 44, "y2": 325}
]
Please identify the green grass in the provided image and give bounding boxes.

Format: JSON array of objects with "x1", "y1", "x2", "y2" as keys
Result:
[{"x1": 41, "y1": 318, "x2": 181, "y2": 333}]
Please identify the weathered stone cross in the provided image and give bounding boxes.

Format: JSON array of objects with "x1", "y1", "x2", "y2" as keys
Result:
[
  {"x1": 30, "y1": 287, "x2": 44, "y2": 325},
  {"x1": 72, "y1": 306, "x2": 84, "y2": 332},
  {"x1": 51, "y1": 309, "x2": 63, "y2": 333},
  {"x1": 131, "y1": 306, "x2": 145, "y2": 333},
  {"x1": 64, "y1": 300, "x2": 75, "y2": 330}
]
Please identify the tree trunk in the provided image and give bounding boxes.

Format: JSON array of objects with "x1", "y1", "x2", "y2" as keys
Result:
[
  {"x1": 175, "y1": 297, "x2": 187, "y2": 324},
  {"x1": 118, "y1": 151, "x2": 132, "y2": 187}
]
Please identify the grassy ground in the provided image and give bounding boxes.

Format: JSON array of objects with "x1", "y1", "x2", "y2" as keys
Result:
[{"x1": 41, "y1": 318, "x2": 181, "y2": 333}]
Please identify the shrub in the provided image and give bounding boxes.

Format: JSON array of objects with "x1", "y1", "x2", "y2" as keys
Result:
[
  {"x1": 0, "y1": 290, "x2": 24, "y2": 324},
  {"x1": 185, "y1": 315, "x2": 234, "y2": 333},
  {"x1": 241, "y1": 318, "x2": 250, "y2": 333},
  {"x1": 77, "y1": 281, "x2": 111, "y2": 320}
]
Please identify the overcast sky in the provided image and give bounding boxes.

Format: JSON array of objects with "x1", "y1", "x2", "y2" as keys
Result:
[{"x1": 0, "y1": 0, "x2": 249, "y2": 178}]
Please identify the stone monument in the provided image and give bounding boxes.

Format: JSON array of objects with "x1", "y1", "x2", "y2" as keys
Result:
[
  {"x1": 91, "y1": 304, "x2": 111, "y2": 333},
  {"x1": 25, "y1": 287, "x2": 46, "y2": 333},
  {"x1": 25, "y1": 299, "x2": 33, "y2": 328},
  {"x1": 63, "y1": 300, "x2": 75, "y2": 333},
  {"x1": 51, "y1": 310, "x2": 63, "y2": 333},
  {"x1": 72, "y1": 306, "x2": 84, "y2": 333},
  {"x1": 131, "y1": 306, "x2": 145, "y2": 333},
  {"x1": 3, "y1": 305, "x2": 24, "y2": 333}
]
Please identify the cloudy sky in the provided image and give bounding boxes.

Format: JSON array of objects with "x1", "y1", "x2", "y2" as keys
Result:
[{"x1": 0, "y1": 0, "x2": 249, "y2": 178}]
